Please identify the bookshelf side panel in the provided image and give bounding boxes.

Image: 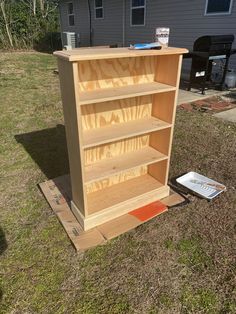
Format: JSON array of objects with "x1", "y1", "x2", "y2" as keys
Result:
[
  {"x1": 57, "y1": 59, "x2": 86, "y2": 215},
  {"x1": 155, "y1": 54, "x2": 181, "y2": 86}
]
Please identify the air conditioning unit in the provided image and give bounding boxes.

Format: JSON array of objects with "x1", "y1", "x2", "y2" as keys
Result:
[{"x1": 62, "y1": 32, "x2": 77, "y2": 50}]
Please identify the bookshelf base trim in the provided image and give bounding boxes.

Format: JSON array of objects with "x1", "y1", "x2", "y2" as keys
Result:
[{"x1": 71, "y1": 185, "x2": 170, "y2": 231}]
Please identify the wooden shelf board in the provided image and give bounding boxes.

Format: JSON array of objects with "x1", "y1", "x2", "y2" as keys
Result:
[
  {"x1": 87, "y1": 174, "x2": 166, "y2": 215},
  {"x1": 84, "y1": 146, "x2": 168, "y2": 184},
  {"x1": 79, "y1": 82, "x2": 176, "y2": 105},
  {"x1": 83, "y1": 117, "x2": 171, "y2": 148}
]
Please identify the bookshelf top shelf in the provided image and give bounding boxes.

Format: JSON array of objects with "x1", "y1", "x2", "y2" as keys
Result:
[
  {"x1": 54, "y1": 47, "x2": 189, "y2": 62},
  {"x1": 79, "y1": 82, "x2": 176, "y2": 105}
]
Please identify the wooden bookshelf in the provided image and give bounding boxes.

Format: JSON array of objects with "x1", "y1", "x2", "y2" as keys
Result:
[{"x1": 54, "y1": 47, "x2": 188, "y2": 231}]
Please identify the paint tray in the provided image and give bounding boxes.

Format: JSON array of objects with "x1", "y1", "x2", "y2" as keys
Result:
[{"x1": 176, "y1": 171, "x2": 226, "y2": 200}]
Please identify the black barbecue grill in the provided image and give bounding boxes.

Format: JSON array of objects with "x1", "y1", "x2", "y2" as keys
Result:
[{"x1": 185, "y1": 35, "x2": 235, "y2": 94}]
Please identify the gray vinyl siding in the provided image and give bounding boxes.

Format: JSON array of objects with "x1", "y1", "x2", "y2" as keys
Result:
[
  {"x1": 59, "y1": 0, "x2": 90, "y2": 46},
  {"x1": 90, "y1": 0, "x2": 123, "y2": 46},
  {"x1": 59, "y1": 0, "x2": 236, "y2": 73},
  {"x1": 124, "y1": 0, "x2": 236, "y2": 75}
]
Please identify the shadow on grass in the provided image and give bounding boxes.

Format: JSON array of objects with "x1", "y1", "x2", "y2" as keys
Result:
[
  {"x1": 15, "y1": 124, "x2": 69, "y2": 179},
  {"x1": 0, "y1": 227, "x2": 7, "y2": 301}
]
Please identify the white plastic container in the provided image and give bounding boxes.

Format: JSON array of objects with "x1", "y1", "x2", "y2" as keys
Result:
[
  {"x1": 176, "y1": 172, "x2": 226, "y2": 200},
  {"x1": 225, "y1": 70, "x2": 236, "y2": 88},
  {"x1": 155, "y1": 27, "x2": 170, "y2": 47}
]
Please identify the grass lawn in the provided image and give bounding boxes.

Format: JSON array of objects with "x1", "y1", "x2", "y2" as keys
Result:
[{"x1": 0, "y1": 52, "x2": 236, "y2": 314}]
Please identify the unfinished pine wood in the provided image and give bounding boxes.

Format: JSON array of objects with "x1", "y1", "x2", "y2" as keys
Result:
[
  {"x1": 83, "y1": 117, "x2": 172, "y2": 148},
  {"x1": 155, "y1": 54, "x2": 181, "y2": 86},
  {"x1": 163, "y1": 55, "x2": 183, "y2": 185},
  {"x1": 54, "y1": 47, "x2": 188, "y2": 62},
  {"x1": 72, "y1": 183, "x2": 169, "y2": 230},
  {"x1": 87, "y1": 174, "x2": 167, "y2": 215},
  {"x1": 85, "y1": 166, "x2": 147, "y2": 194},
  {"x1": 148, "y1": 159, "x2": 168, "y2": 185},
  {"x1": 79, "y1": 82, "x2": 176, "y2": 105},
  {"x1": 149, "y1": 128, "x2": 172, "y2": 156},
  {"x1": 78, "y1": 57, "x2": 155, "y2": 91},
  {"x1": 84, "y1": 135, "x2": 149, "y2": 165},
  {"x1": 84, "y1": 146, "x2": 168, "y2": 184},
  {"x1": 55, "y1": 47, "x2": 187, "y2": 230},
  {"x1": 81, "y1": 95, "x2": 152, "y2": 130},
  {"x1": 57, "y1": 59, "x2": 87, "y2": 215},
  {"x1": 152, "y1": 92, "x2": 175, "y2": 123}
]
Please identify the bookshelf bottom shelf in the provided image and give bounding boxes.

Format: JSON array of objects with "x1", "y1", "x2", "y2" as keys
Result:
[{"x1": 71, "y1": 174, "x2": 170, "y2": 230}]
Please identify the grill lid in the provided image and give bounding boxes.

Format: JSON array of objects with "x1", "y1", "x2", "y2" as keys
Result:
[{"x1": 193, "y1": 34, "x2": 234, "y2": 53}]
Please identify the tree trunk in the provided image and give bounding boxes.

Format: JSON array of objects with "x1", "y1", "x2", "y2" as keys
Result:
[
  {"x1": 0, "y1": 1, "x2": 13, "y2": 47},
  {"x1": 39, "y1": 0, "x2": 44, "y2": 13},
  {"x1": 32, "y1": 0, "x2": 36, "y2": 15}
]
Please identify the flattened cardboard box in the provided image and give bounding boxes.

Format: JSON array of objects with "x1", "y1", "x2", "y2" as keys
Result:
[{"x1": 39, "y1": 175, "x2": 185, "y2": 251}]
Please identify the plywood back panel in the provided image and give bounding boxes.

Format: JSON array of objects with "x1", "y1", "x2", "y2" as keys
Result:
[
  {"x1": 84, "y1": 135, "x2": 149, "y2": 165},
  {"x1": 152, "y1": 92, "x2": 175, "y2": 124},
  {"x1": 81, "y1": 95, "x2": 152, "y2": 130},
  {"x1": 86, "y1": 166, "x2": 147, "y2": 194},
  {"x1": 78, "y1": 57, "x2": 156, "y2": 91},
  {"x1": 155, "y1": 55, "x2": 180, "y2": 87}
]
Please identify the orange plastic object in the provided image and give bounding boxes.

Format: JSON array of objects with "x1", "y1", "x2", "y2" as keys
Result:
[{"x1": 129, "y1": 201, "x2": 167, "y2": 222}]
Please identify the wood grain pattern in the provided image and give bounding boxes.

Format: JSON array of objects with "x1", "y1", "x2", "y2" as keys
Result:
[
  {"x1": 163, "y1": 55, "x2": 183, "y2": 185},
  {"x1": 84, "y1": 146, "x2": 168, "y2": 184},
  {"x1": 55, "y1": 47, "x2": 185, "y2": 230},
  {"x1": 155, "y1": 54, "x2": 180, "y2": 86},
  {"x1": 87, "y1": 174, "x2": 166, "y2": 215},
  {"x1": 84, "y1": 135, "x2": 149, "y2": 165},
  {"x1": 78, "y1": 57, "x2": 155, "y2": 91},
  {"x1": 148, "y1": 159, "x2": 168, "y2": 185},
  {"x1": 57, "y1": 59, "x2": 87, "y2": 215},
  {"x1": 149, "y1": 128, "x2": 171, "y2": 156},
  {"x1": 54, "y1": 47, "x2": 188, "y2": 62},
  {"x1": 79, "y1": 82, "x2": 176, "y2": 105},
  {"x1": 85, "y1": 166, "x2": 147, "y2": 194},
  {"x1": 152, "y1": 92, "x2": 175, "y2": 123},
  {"x1": 81, "y1": 95, "x2": 152, "y2": 130},
  {"x1": 83, "y1": 117, "x2": 172, "y2": 148}
]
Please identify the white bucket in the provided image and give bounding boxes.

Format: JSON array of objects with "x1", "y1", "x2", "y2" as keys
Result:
[{"x1": 225, "y1": 70, "x2": 236, "y2": 88}]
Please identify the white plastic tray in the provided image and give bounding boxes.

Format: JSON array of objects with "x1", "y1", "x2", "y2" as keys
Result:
[{"x1": 176, "y1": 171, "x2": 226, "y2": 200}]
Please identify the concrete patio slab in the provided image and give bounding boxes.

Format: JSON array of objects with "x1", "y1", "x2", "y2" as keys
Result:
[
  {"x1": 214, "y1": 108, "x2": 236, "y2": 123},
  {"x1": 177, "y1": 88, "x2": 224, "y2": 106}
]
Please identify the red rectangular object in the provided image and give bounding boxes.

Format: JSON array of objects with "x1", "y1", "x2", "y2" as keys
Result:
[{"x1": 129, "y1": 201, "x2": 167, "y2": 222}]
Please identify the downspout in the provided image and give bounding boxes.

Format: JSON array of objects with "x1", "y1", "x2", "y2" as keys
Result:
[
  {"x1": 122, "y1": 0, "x2": 125, "y2": 47},
  {"x1": 87, "y1": 0, "x2": 92, "y2": 46}
]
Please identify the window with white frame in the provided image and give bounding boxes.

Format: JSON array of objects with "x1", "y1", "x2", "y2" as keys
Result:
[
  {"x1": 131, "y1": 0, "x2": 146, "y2": 26},
  {"x1": 205, "y1": 0, "x2": 233, "y2": 15},
  {"x1": 67, "y1": 2, "x2": 75, "y2": 26},
  {"x1": 95, "y1": 0, "x2": 104, "y2": 19}
]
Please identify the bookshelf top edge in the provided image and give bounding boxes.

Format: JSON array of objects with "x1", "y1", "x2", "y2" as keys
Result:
[{"x1": 54, "y1": 47, "x2": 188, "y2": 62}]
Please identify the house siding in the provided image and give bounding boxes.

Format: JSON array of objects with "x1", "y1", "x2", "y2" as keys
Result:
[
  {"x1": 59, "y1": 0, "x2": 236, "y2": 73},
  {"x1": 59, "y1": 0, "x2": 90, "y2": 46}
]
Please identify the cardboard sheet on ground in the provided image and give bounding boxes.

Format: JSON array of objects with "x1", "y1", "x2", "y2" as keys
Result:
[{"x1": 39, "y1": 175, "x2": 186, "y2": 251}]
